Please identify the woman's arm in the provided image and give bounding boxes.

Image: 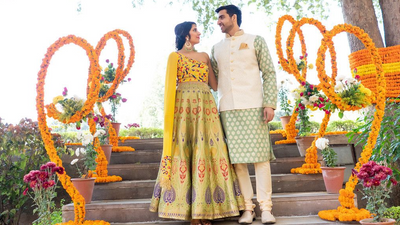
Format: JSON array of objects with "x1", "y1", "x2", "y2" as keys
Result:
[{"x1": 205, "y1": 53, "x2": 218, "y2": 91}]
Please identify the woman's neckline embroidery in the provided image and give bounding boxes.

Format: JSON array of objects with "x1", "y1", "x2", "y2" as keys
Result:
[{"x1": 176, "y1": 52, "x2": 208, "y2": 66}]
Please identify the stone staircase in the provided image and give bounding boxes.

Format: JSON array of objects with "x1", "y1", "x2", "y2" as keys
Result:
[{"x1": 62, "y1": 136, "x2": 360, "y2": 224}]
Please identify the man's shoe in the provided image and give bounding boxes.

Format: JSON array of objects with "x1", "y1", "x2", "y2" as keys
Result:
[
  {"x1": 261, "y1": 211, "x2": 276, "y2": 224},
  {"x1": 238, "y1": 211, "x2": 256, "y2": 224}
]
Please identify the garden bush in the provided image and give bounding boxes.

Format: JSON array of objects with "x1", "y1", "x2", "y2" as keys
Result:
[{"x1": 119, "y1": 127, "x2": 163, "y2": 138}]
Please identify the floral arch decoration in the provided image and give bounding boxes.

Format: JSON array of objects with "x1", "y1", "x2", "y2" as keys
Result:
[
  {"x1": 275, "y1": 15, "x2": 386, "y2": 221},
  {"x1": 36, "y1": 29, "x2": 135, "y2": 224}
]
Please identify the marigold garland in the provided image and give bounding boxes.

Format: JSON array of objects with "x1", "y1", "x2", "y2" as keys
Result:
[
  {"x1": 276, "y1": 15, "x2": 386, "y2": 222},
  {"x1": 119, "y1": 136, "x2": 140, "y2": 143},
  {"x1": 36, "y1": 30, "x2": 135, "y2": 224}
]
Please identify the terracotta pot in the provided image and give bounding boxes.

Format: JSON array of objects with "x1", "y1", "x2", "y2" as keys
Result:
[
  {"x1": 71, "y1": 177, "x2": 96, "y2": 204},
  {"x1": 101, "y1": 144, "x2": 113, "y2": 163},
  {"x1": 280, "y1": 115, "x2": 292, "y2": 130},
  {"x1": 321, "y1": 167, "x2": 346, "y2": 194},
  {"x1": 111, "y1": 122, "x2": 121, "y2": 137},
  {"x1": 359, "y1": 218, "x2": 396, "y2": 225},
  {"x1": 295, "y1": 136, "x2": 316, "y2": 157}
]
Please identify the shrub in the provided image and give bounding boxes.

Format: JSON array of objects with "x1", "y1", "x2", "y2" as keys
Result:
[
  {"x1": 119, "y1": 127, "x2": 163, "y2": 138},
  {"x1": 326, "y1": 120, "x2": 363, "y2": 132},
  {"x1": 268, "y1": 121, "x2": 283, "y2": 131},
  {"x1": 384, "y1": 206, "x2": 400, "y2": 224},
  {"x1": 0, "y1": 118, "x2": 52, "y2": 225}
]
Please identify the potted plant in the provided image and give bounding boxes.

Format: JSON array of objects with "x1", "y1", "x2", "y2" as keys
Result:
[
  {"x1": 353, "y1": 161, "x2": 398, "y2": 224},
  {"x1": 69, "y1": 132, "x2": 99, "y2": 204},
  {"x1": 316, "y1": 137, "x2": 346, "y2": 194},
  {"x1": 278, "y1": 80, "x2": 293, "y2": 129},
  {"x1": 292, "y1": 79, "x2": 330, "y2": 156},
  {"x1": 22, "y1": 162, "x2": 65, "y2": 225},
  {"x1": 98, "y1": 59, "x2": 129, "y2": 136}
]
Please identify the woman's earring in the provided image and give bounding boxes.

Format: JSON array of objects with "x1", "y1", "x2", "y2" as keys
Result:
[{"x1": 185, "y1": 37, "x2": 192, "y2": 51}]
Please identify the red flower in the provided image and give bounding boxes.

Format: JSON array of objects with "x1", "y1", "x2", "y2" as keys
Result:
[
  {"x1": 355, "y1": 75, "x2": 360, "y2": 80},
  {"x1": 23, "y1": 187, "x2": 29, "y2": 196},
  {"x1": 30, "y1": 180, "x2": 38, "y2": 188},
  {"x1": 53, "y1": 166, "x2": 64, "y2": 175},
  {"x1": 301, "y1": 81, "x2": 306, "y2": 86},
  {"x1": 390, "y1": 178, "x2": 398, "y2": 185},
  {"x1": 372, "y1": 179, "x2": 381, "y2": 187},
  {"x1": 319, "y1": 97, "x2": 324, "y2": 102},
  {"x1": 318, "y1": 103, "x2": 325, "y2": 108},
  {"x1": 382, "y1": 166, "x2": 393, "y2": 175},
  {"x1": 300, "y1": 92, "x2": 304, "y2": 96},
  {"x1": 46, "y1": 162, "x2": 56, "y2": 168},
  {"x1": 38, "y1": 171, "x2": 49, "y2": 181},
  {"x1": 325, "y1": 110, "x2": 330, "y2": 114}
]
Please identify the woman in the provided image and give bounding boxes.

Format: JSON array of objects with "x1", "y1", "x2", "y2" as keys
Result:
[{"x1": 149, "y1": 21, "x2": 244, "y2": 225}]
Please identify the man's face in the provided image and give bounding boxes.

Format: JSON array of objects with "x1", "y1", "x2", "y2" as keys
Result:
[{"x1": 217, "y1": 9, "x2": 234, "y2": 34}]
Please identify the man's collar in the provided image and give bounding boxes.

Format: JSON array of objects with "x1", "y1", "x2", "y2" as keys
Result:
[{"x1": 225, "y1": 29, "x2": 244, "y2": 38}]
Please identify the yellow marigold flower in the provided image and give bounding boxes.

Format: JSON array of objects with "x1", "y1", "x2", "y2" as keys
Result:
[
  {"x1": 308, "y1": 63, "x2": 314, "y2": 69},
  {"x1": 52, "y1": 95, "x2": 64, "y2": 104},
  {"x1": 287, "y1": 99, "x2": 291, "y2": 104}
]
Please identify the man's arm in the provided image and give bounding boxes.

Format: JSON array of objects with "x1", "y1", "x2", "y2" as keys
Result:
[
  {"x1": 255, "y1": 36, "x2": 278, "y2": 123},
  {"x1": 210, "y1": 46, "x2": 219, "y2": 81}
]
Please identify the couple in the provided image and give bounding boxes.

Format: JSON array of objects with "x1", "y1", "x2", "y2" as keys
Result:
[{"x1": 149, "y1": 4, "x2": 278, "y2": 225}]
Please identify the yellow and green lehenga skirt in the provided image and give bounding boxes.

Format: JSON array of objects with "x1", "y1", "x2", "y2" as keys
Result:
[{"x1": 149, "y1": 82, "x2": 245, "y2": 220}]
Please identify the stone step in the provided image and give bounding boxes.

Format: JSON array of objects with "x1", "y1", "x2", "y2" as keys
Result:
[
  {"x1": 111, "y1": 143, "x2": 300, "y2": 165},
  {"x1": 92, "y1": 174, "x2": 326, "y2": 201},
  {"x1": 107, "y1": 157, "x2": 307, "y2": 180},
  {"x1": 62, "y1": 192, "x2": 345, "y2": 223},
  {"x1": 109, "y1": 215, "x2": 360, "y2": 224}
]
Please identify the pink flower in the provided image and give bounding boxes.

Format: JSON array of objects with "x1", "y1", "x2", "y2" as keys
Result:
[
  {"x1": 309, "y1": 84, "x2": 314, "y2": 89},
  {"x1": 23, "y1": 174, "x2": 32, "y2": 183},
  {"x1": 372, "y1": 179, "x2": 381, "y2": 187},
  {"x1": 116, "y1": 93, "x2": 121, "y2": 96},
  {"x1": 106, "y1": 59, "x2": 109, "y2": 63},
  {"x1": 23, "y1": 187, "x2": 29, "y2": 196},
  {"x1": 374, "y1": 172, "x2": 387, "y2": 181},
  {"x1": 128, "y1": 78, "x2": 131, "y2": 82},
  {"x1": 301, "y1": 82, "x2": 306, "y2": 86},
  {"x1": 111, "y1": 95, "x2": 117, "y2": 99},
  {"x1": 357, "y1": 171, "x2": 369, "y2": 180},
  {"x1": 299, "y1": 56, "x2": 304, "y2": 60},
  {"x1": 42, "y1": 181, "x2": 51, "y2": 189},
  {"x1": 355, "y1": 75, "x2": 360, "y2": 80},
  {"x1": 300, "y1": 92, "x2": 304, "y2": 96},
  {"x1": 30, "y1": 180, "x2": 38, "y2": 188},
  {"x1": 305, "y1": 53, "x2": 308, "y2": 57},
  {"x1": 122, "y1": 98, "x2": 127, "y2": 103},
  {"x1": 278, "y1": 60, "x2": 281, "y2": 64},
  {"x1": 319, "y1": 97, "x2": 324, "y2": 102},
  {"x1": 46, "y1": 162, "x2": 56, "y2": 168},
  {"x1": 40, "y1": 164, "x2": 48, "y2": 171},
  {"x1": 314, "y1": 103, "x2": 318, "y2": 107},
  {"x1": 295, "y1": 108, "x2": 299, "y2": 112},
  {"x1": 382, "y1": 166, "x2": 393, "y2": 175},
  {"x1": 325, "y1": 110, "x2": 330, "y2": 114},
  {"x1": 38, "y1": 171, "x2": 49, "y2": 181},
  {"x1": 94, "y1": 117, "x2": 99, "y2": 122},
  {"x1": 318, "y1": 103, "x2": 325, "y2": 108},
  {"x1": 307, "y1": 92, "x2": 311, "y2": 96},
  {"x1": 363, "y1": 178, "x2": 373, "y2": 187},
  {"x1": 390, "y1": 178, "x2": 398, "y2": 185}
]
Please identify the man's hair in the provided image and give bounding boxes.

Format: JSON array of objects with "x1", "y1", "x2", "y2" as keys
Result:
[{"x1": 215, "y1": 4, "x2": 242, "y2": 27}]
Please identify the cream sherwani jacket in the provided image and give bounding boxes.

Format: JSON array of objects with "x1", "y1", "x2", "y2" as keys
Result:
[{"x1": 211, "y1": 30, "x2": 277, "y2": 111}]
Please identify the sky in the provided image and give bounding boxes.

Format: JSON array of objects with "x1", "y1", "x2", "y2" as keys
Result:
[{"x1": 0, "y1": 0, "x2": 361, "y2": 127}]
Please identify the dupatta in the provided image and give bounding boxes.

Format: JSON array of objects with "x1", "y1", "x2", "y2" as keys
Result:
[{"x1": 160, "y1": 52, "x2": 178, "y2": 189}]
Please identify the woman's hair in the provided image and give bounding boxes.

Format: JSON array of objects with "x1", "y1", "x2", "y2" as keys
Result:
[{"x1": 174, "y1": 21, "x2": 196, "y2": 50}]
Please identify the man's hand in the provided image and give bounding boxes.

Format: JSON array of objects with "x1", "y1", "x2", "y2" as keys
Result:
[{"x1": 263, "y1": 107, "x2": 274, "y2": 123}]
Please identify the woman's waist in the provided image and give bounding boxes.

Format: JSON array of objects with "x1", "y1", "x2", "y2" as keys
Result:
[{"x1": 177, "y1": 81, "x2": 210, "y2": 89}]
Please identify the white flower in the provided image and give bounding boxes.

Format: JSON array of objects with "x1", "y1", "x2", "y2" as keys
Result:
[
  {"x1": 295, "y1": 57, "x2": 302, "y2": 65},
  {"x1": 316, "y1": 138, "x2": 329, "y2": 150},
  {"x1": 75, "y1": 148, "x2": 80, "y2": 157},
  {"x1": 309, "y1": 95, "x2": 319, "y2": 103},
  {"x1": 301, "y1": 97, "x2": 309, "y2": 105},
  {"x1": 80, "y1": 148, "x2": 86, "y2": 155},
  {"x1": 94, "y1": 129, "x2": 106, "y2": 137},
  {"x1": 82, "y1": 133, "x2": 94, "y2": 146},
  {"x1": 336, "y1": 74, "x2": 346, "y2": 82},
  {"x1": 345, "y1": 77, "x2": 357, "y2": 85},
  {"x1": 71, "y1": 159, "x2": 79, "y2": 165},
  {"x1": 334, "y1": 82, "x2": 345, "y2": 92}
]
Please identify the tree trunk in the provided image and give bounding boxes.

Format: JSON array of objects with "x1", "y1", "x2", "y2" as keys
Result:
[
  {"x1": 379, "y1": 0, "x2": 400, "y2": 47},
  {"x1": 341, "y1": 0, "x2": 384, "y2": 52}
]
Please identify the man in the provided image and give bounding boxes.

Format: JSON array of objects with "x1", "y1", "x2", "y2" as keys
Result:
[{"x1": 211, "y1": 4, "x2": 278, "y2": 224}]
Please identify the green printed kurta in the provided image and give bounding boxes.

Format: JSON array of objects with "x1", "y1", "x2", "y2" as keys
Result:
[
  {"x1": 150, "y1": 53, "x2": 244, "y2": 220},
  {"x1": 211, "y1": 33, "x2": 278, "y2": 164}
]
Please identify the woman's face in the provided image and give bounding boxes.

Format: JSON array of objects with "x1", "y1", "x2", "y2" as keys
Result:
[{"x1": 188, "y1": 24, "x2": 201, "y2": 45}]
